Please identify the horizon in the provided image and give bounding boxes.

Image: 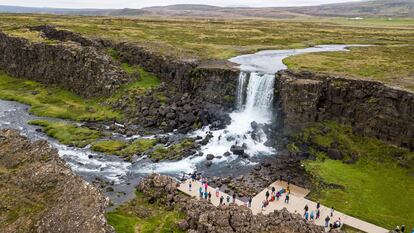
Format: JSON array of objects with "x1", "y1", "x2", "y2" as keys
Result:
[{"x1": 0, "y1": 0, "x2": 365, "y2": 10}]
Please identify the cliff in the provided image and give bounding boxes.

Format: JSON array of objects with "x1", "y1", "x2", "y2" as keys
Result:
[
  {"x1": 114, "y1": 42, "x2": 240, "y2": 107},
  {"x1": 0, "y1": 129, "x2": 113, "y2": 233},
  {"x1": 276, "y1": 70, "x2": 414, "y2": 150},
  {"x1": 0, "y1": 31, "x2": 130, "y2": 98}
]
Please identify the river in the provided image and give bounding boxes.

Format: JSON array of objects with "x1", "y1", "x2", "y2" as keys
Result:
[{"x1": 0, "y1": 45, "x2": 360, "y2": 205}]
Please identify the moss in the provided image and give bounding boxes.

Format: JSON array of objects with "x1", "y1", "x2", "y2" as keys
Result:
[
  {"x1": 91, "y1": 140, "x2": 128, "y2": 153},
  {"x1": 294, "y1": 121, "x2": 414, "y2": 230},
  {"x1": 148, "y1": 139, "x2": 196, "y2": 161},
  {"x1": 120, "y1": 139, "x2": 158, "y2": 156},
  {"x1": 223, "y1": 95, "x2": 235, "y2": 104},
  {"x1": 0, "y1": 71, "x2": 122, "y2": 121},
  {"x1": 29, "y1": 120, "x2": 102, "y2": 148},
  {"x1": 122, "y1": 63, "x2": 161, "y2": 90},
  {"x1": 106, "y1": 191, "x2": 185, "y2": 233}
]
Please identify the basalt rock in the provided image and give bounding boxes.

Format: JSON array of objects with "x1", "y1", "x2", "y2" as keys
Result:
[
  {"x1": 113, "y1": 42, "x2": 240, "y2": 107},
  {"x1": 30, "y1": 25, "x2": 100, "y2": 47},
  {"x1": 0, "y1": 32, "x2": 130, "y2": 98},
  {"x1": 0, "y1": 129, "x2": 112, "y2": 233},
  {"x1": 276, "y1": 70, "x2": 414, "y2": 150}
]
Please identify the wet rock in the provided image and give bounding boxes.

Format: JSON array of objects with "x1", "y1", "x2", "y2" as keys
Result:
[
  {"x1": 251, "y1": 121, "x2": 258, "y2": 130},
  {"x1": 204, "y1": 160, "x2": 213, "y2": 167},
  {"x1": 223, "y1": 151, "x2": 231, "y2": 157},
  {"x1": 230, "y1": 145, "x2": 244, "y2": 155},
  {"x1": 241, "y1": 153, "x2": 250, "y2": 159},
  {"x1": 206, "y1": 154, "x2": 215, "y2": 160}
]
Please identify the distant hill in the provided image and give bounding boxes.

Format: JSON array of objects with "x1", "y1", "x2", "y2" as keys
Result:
[{"x1": 0, "y1": 0, "x2": 413, "y2": 18}]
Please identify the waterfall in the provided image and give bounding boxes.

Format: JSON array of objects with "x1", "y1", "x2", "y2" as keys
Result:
[
  {"x1": 235, "y1": 72, "x2": 248, "y2": 110},
  {"x1": 244, "y1": 73, "x2": 275, "y2": 113}
]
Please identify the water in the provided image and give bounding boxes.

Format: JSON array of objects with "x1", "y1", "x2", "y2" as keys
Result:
[{"x1": 0, "y1": 44, "x2": 364, "y2": 204}]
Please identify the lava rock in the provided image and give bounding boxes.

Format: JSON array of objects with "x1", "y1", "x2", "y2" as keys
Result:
[{"x1": 206, "y1": 154, "x2": 215, "y2": 160}]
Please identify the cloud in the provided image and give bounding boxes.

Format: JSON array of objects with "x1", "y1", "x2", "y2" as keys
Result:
[{"x1": 0, "y1": 0, "x2": 363, "y2": 9}]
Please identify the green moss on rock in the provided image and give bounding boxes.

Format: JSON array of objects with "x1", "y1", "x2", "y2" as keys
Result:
[
  {"x1": 91, "y1": 140, "x2": 128, "y2": 153},
  {"x1": 29, "y1": 120, "x2": 102, "y2": 148}
]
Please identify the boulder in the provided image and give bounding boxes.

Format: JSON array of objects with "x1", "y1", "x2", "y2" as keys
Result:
[
  {"x1": 230, "y1": 145, "x2": 244, "y2": 155},
  {"x1": 206, "y1": 154, "x2": 215, "y2": 160}
]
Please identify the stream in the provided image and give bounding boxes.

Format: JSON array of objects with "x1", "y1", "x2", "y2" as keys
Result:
[{"x1": 0, "y1": 45, "x2": 360, "y2": 205}]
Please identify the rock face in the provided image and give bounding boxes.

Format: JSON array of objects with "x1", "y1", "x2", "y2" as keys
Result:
[
  {"x1": 0, "y1": 129, "x2": 112, "y2": 233},
  {"x1": 276, "y1": 70, "x2": 414, "y2": 150},
  {"x1": 137, "y1": 174, "x2": 333, "y2": 233},
  {"x1": 30, "y1": 25, "x2": 100, "y2": 47},
  {"x1": 114, "y1": 42, "x2": 240, "y2": 107},
  {"x1": 0, "y1": 31, "x2": 130, "y2": 98}
]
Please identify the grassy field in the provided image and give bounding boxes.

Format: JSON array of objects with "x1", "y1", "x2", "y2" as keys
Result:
[
  {"x1": 1, "y1": 14, "x2": 413, "y2": 90},
  {"x1": 106, "y1": 191, "x2": 185, "y2": 233},
  {"x1": 292, "y1": 122, "x2": 414, "y2": 230},
  {"x1": 284, "y1": 45, "x2": 414, "y2": 91}
]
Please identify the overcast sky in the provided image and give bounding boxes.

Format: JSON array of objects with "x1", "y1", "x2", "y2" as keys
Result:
[{"x1": 0, "y1": 0, "x2": 364, "y2": 9}]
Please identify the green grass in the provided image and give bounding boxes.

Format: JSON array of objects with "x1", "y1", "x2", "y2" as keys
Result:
[
  {"x1": 296, "y1": 122, "x2": 414, "y2": 230},
  {"x1": 106, "y1": 191, "x2": 185, "y2": 233},
  {"x1": 29, "y1": 120, "x2": 102, "y2": 147},
  {"x1": 0, "y1": 71, "x2": 122, "y2": 121},
  {"x1": 121, "y1": 63, "x2": 161, "y2": 90},
  {"x1": 120, "y1": 139, "x2": 158, "y2": 155},
  {"x1": 91, "y1": 140, "x2": 128, "y2": 153},
  {"x1": 284, "y1": 45, "x2": 414, "y2": 91}
]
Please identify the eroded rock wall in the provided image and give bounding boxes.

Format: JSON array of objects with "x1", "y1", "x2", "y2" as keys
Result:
[
  {"x1": 114, "y1": 42, "x2": 240, "y2": 107},
  {"x1": 0, "y1": 32, "x2": 130, "y2": 98},
  {"x1": 276, "y1": 70, "x2": 414, "y2": 150},
  {"x1": 0, "y1": 129, "x2": 113, "y2": 233}
]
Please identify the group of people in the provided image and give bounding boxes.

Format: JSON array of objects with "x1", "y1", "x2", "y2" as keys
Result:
[
  {"x1": 395, "y1": 225, "x2": 414, "y2": 233},
  {"x1": 304, "y1": 203, "x2": 339, "y2": 229},
  {"x1": 261, "y1": 185, "x2": 291, "y2": 210}
]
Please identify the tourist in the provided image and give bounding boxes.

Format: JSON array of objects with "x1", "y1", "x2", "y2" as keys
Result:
[
  {"x1": 286, "y1": 186, "x2": 290, "y2": 194},
  {"x1": 271, "y1": 186, "x2": 276, "y2": 195},
  {"x1": 204, "y1": 191, "x2": 208, "y2": 200},
  {"x1": 232, "y1": 193, "x2": 236, "y2": 203},
  {"x1": 310, "y1": 211, "x2": 314, "y2": 221},
  {"x1": 401, "y1": 225, "x2": 405, "y2": 233},
  {"x1": 265, "y1": 190, "x2": 270, "y2": 200},
  {"x1": 330, "y1": 207, "x2": 334, "y2": 217},
  {"x1": 285, "y1": 193, "x2": 290, "y2": 204},
  {"x1": 261, "y1": 200, "x2": 266, "y2": 211},
  {"x1": 411, "y1": 228, "x2": 414, "y2": 233},
  {"x1": 279, "y1": 175, "x2": 283, "y2": 181},
  {"x1": 248, "y1": 196, "x2": 252, "y2": 208},
  {"x1": 324, "y1": 216, "x2": 330, "y2": 228},
  {"x1": 188, "y1": 181, "x2": 192, "y2": 191},
  {"x1": 276, "y1": 191, "x2": 280, "y2": 201},
  {"x1": 304, "y1": 211, "x2": 309, "y2": 220},
  {"x1": 316, "y1": 209, "x2": 320, "y2": 219},
  {"x1": 199, "y1": 187, "x2": 203, "y2": 198},
  {"x1": 208, "y1": 192, "x2": 212, "y2": 201},
  {"x1": 220, "y1": 196, "x2": 224, "y2": 205},
  {"x1": 317, "y1": 202, "x2": 320, "y2": 209},
  {"x1": 226, "y1": 195, "x2": 230, "y2": 203},
  {"x1": 215, "y1": 187, "x2": 220, "y2": 197},
  {"x1": 304, "y1": 204, "x2": 309, "y2": 213},
  {"x1": 204, "y1": 182, "x2": 208, "y2": 193},
  {"x1": 395, "y1": 226, "x2": 400, "y2": 232},
  {"x1": 287, "y1": 175, "x2": 292, "y2": 185}
]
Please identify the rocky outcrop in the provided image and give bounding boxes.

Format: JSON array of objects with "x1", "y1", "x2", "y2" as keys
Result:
[
  {"x1": 137, "y1": 174, "x2": 334, "y2": 233},
  {"x1": 30, "y1": 25, "x2": 100, "y2": 47},
  {"x1": 276, "y1": 70, "x2": 414, "y2": 150},
  {"x1": 114, "y1": 42, "x2": 240, "y2": 107},
  {"x1": 0, "y1": 31, "x2": 130, "y2": 97},
  {"x1": 113, "y1": 86, "x2": 231, "y2": 133},
  {"x1": 0, "y1": 129, "x2": 113, "y2": 233}
]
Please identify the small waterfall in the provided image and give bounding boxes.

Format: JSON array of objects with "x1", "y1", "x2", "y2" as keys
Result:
[
  {"x1": 235, "y1": 72, "x2": 248, "y2": 110},
  {"x1": 244, "y1": 73, "x2": 275, "y2": 112}
]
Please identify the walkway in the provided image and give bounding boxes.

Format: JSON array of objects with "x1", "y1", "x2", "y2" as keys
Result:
[{"x1": 178, "y1": 179, "x2": 388, "y2": 233}]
